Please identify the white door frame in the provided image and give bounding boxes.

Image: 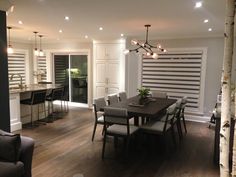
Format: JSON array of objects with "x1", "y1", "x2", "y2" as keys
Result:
[{"x1": 44, "y1": 49, "x2": 92, "y2": 108}]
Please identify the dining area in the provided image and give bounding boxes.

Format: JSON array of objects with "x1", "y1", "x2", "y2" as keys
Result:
[{"x1": 91, "y1": 89, "x2": 188, "y2": 159}]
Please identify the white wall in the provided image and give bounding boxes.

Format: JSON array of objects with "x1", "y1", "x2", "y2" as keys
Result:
[{"x1": 126, "y1": 37, "x2": 236, "y2": 119}]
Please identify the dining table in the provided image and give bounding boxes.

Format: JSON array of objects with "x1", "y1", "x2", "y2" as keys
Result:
[{"x1": 105, "y1": 96, "x2": 177, "y2": 126}]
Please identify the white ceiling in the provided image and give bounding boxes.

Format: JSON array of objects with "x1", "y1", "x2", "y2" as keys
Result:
[{"x1": 6, "y1": 0, "x2": 225, "y2": 43}]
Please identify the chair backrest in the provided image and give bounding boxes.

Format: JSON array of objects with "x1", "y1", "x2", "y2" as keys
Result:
[
  {"x1": 182, "y1": 96, "x2": 187, "y2": 104},
  {"x1": 163, "y1": 103, "x2": 177, "y2": 131},
  {"x1": 108, "y1": 94, "x2": 119, "y2": 105},
  {"x1": 31, "y1": 90, "x2": 47, "y2": 105},
  {"x1": 119, "y1": 92, "x2": 127, "y2": 102},
  {"x1": 94, "y1": 97, "x2": 106, "y2": 112},
  {"x1": 104, "y1": 107, "x2": 130, "y2": 134},
  {"x1": 151, "y1": 91, "x2": 167, "y2": 99},
  {"x1": 51, "y1": 87, "x2": 64, "y2": 101}
]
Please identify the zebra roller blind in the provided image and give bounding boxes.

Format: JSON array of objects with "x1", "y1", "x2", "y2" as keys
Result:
[
  {"x1": 8, "y1": 52, "x2": 26, "y2": 89},
  {"x1": 142, "y1": 48, "x2": 207, "y2": 114},
  {"x1": 36, "y1": 56, "x2": 47, "y2": 81}
]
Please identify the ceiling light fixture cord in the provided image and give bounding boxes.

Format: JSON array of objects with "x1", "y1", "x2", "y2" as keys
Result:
[
  {"x1": 124, "y1": 24, "x2": 167, "y2": 59},
  {"x1": 8, "y1": 27, "x2": 11, "y2": 46}
]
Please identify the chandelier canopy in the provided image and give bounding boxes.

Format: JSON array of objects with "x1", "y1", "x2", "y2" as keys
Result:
[{"x1": 124, "y1": 24, "x2": 166, "y2": 59}]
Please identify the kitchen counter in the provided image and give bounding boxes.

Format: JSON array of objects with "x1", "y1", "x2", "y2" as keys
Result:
[
  {"x1": 10, "y1": 84, "x2": 61, "y2": 94},
  {"x1": 9, "y1": 84, "x2": 62, "y2": 132}
]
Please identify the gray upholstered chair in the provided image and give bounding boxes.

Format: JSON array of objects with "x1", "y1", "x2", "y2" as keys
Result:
[
  {"x1": 119, "y1": 92, "x2": 127, "y2": 102},
  {"x1": 92, "y1": 97, "x2": 106, "y2": 141},
  {"x1": 102, "y1": 107, "x2": 139, "y2": 159},
  {"x1": 180, "y1": 96, "x2": 187, "y2": 133},
  {"x1": 151, "y1": 90, "x2": 167, "y2": 98},
  {"x1": 141, "y1": 103, "x2": 177, "y2": 146},
  {"x1": 0, "y1": 130, "x2": 35, "y2": 177},
  {"x1": 107, "y1": 94, "x2": 119, "y2": 105}
]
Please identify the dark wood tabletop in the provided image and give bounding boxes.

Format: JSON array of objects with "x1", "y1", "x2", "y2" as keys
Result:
[{"x1": 106, "y1": 96, "x2": 177, "y2": 118}]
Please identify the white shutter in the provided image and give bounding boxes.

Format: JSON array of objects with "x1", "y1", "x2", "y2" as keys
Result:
[
  {"x1": 142, "y1": 48, "x2": 207, "y2": 114},
  {"x1": 8, "y1": 52, "x2": 26, "y2": 89}
]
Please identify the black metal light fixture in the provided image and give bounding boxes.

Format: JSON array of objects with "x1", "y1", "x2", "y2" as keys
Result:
[
  {"x1": 7, "y1": 26, "x2": 13, "y2": 54},
  {"x1": 33, "y1": 31, "x2": 39, "y2": 56},
  {"x1": 38, "y1": 35, "x2": 44, "y2": 56},
  {"x1": 124, "y1": 24, "x2": 166, "y2": 59}
]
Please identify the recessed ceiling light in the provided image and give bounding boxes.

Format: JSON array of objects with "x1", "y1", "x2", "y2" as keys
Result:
[
  {"x1": 85, "y1": 35, "x2": 88, "y2": 39},
  {"x1": 18, "y1": 20, "x2": 23, "y2": 25},
  {"x1": 65, "y1": 16, "x2": 70, "y2": 21},
  {"x1": 195, "y1": 1, "x2": 202, "y2": 8},
  {"x1": 120, "y1": 33, "x2": 124, "y2": 37},
  {"x1": 59, "y1": 29, "x2": 63, "y2": 33},
  {"x1": 208, "y1": 28, "x2": 212, "y2": 32},
  {"x1": 99, "y1": 27, "x2": 103, "y2": 31},
  {"x1": 204, "y1": 19, "x2": 209, "y2": 23}
]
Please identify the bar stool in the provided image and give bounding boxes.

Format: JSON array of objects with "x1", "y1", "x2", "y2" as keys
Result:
[
  {"x1": 61, "y1": 85, "x2": 69, "y2": 113},
  {"x1": 46, "y1": 87, "x2": 64, "y2": 121},
  {"x1": 20, "y1": 90, "x2": 47, "y2": 127}
]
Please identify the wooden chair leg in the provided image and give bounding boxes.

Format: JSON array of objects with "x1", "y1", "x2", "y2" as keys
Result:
[{"x1": 91, "y1": 122, "x2": 97, "y2": 141}]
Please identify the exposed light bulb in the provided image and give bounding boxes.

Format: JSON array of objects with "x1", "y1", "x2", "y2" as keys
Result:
[
  {"x1": 7, "y1": 45, "x2": 13, "y2": 54},
  {"x1": 204, "y1": 19, "x2": 209, "y2": 23},
  {"x1": 123, "y1": 49, "x2": 130, "y2": 55},
  {"x1": 34, "y1": 48, "x2": 39, "y2": 56},
  {"x1": 208, "y1": 28, "x2": 212, "y2": 32},
  {"x1": 146, "y1": 52, "x2": 151, "y2": 56},
  {"x1": 131, "y1": 40, "x2": 138, "y2": 45},
  {"x1": 157, "y1": 44, "x2": 162, "y2": 49},
  {"x1": 152, "y1": 53, "x2": 158, "y2": 59},
  {"x1": 65, "y1": 16, "x2": 70, "y2": 21},
  {"x1": 39, "y1": 50, "x2": 44, "y2": 56},
  {"x1": 163, "y1": 49, "x2": 167, "y2": 52}
]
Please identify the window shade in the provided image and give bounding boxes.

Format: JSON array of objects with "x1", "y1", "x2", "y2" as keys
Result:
[
  {"x1": 36, "y1": 56, "x2": 47, "y2": 81},
  {"x1": 142, "y1": 49, "x2": 206, "y2": 114},
  {"x1": 8, "y1": 52, "x2": 26, "y2": 88}
]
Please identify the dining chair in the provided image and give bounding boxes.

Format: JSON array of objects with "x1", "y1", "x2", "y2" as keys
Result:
[
  {"x1": 119, "y1": 92, "x2": 127, "y2": 102},
  {"x1": 92, "y1": 97, "x2": 106, "y2": 141},
  {"x1": 180, "y1": 96, "x2": 187, "y2": 133},
  {"x1": 151, "y1": 90, "x2": 168, "y2": 98},
  {"x1": 107, "y1": 94, "x2": 119, "y2": 105},
  {"x1": 102, "y1": 107, "x2": 139, "y2": 159},
  {"x1": 140, "y1": 103, "x2": 177, "y2": 148}
]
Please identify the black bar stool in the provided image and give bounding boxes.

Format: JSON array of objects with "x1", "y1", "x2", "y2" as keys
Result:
[
  {"x1": 61, "y1": 85, "x2": 69, "y2": 113},
  {"x1": 46, "y1": 87, "x2": 64, "y2": 121},
  {"x1": 20, "y1": 90, "x2": 47, "y2": 127}
]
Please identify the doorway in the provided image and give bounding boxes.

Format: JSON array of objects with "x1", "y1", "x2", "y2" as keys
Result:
[{"x1": 53, "y1": 54, "x2": 88, "y2": 104}]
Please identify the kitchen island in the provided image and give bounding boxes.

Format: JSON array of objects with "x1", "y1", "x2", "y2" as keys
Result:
[{"x1": 9, "y1": 84, "x2": 61, "y2": 132}]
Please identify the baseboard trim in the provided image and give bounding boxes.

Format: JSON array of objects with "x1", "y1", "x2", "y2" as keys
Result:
[
  {"x1": 185, "y1": 114, "x2": 211, "y2": 123},
  {"x1": 11, "y1": 122, "x2": 22, "y2": 132}
]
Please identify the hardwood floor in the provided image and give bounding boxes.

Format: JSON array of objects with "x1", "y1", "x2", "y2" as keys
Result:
[{"x1": 18, "y1": 107, "x2": 219, "y2": 177}]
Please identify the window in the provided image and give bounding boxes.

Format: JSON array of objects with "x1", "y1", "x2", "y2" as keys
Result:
[
  {"x1": 141, "y1": 48, "x2": 207, "y2": 114},
  {"x1": 35, "y1": 55, "x2": 47, "y2": 82},
  {"x1": 8, "y1": 52, "x2": 26, "y2": 88}
]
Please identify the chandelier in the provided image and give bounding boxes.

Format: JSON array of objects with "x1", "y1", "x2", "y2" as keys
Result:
[{"x1": 124, "y1": 24, "x2": 166, "y2": 59}]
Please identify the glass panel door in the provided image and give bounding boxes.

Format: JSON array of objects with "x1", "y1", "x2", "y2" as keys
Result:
[
  {"x1": 54, "y1": 55, "x2": 69, "y2": 101},
  {"x1": 70, "y1": 55, "x2": 88, "y2": 103}
]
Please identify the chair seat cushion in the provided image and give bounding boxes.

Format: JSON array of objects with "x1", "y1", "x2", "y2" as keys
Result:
[
  {"x1": 107, "y1": 124, "x2": 139, "y2": 135},
  {"x1": 0, "y1": 161, "x2": 24, "y2": 177},
  {"x1": 20, "y1": 99, "x2": 31, "y2": 105},
  {"x1": 97, "y1": 116, "x2": 104, "y2": 123},
  {"x1": 141, "y1": 120, "x2": 171, "y2": 133}
]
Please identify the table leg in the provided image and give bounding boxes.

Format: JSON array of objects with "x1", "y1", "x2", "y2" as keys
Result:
[{"x1": 134, "y1": 116, "x2": 139, "y2": 126}]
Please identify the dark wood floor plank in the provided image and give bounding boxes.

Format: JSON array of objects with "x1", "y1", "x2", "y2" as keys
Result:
[{"x1": 17, "y1": 107, "x2": 219, "y2": 177}]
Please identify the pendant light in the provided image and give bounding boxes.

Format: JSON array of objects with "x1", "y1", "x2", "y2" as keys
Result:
[
  {"x1": 38, "y1": 35, "x2": 44, "y2": 56},
  {"x1": 7, "y1": 26, "x2": 13, "y2": 54},
  {"x1": 124, "y1": 24, "x2": 167, "y2": 59},
  {"x1": 33, "y1": 31, "x2": 39, "y2": 56}
]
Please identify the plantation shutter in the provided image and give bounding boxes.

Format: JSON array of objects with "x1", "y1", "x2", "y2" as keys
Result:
[
  {"x1": 142, "y1": 49, "x2": 206, "y2": 114},
  {"x1": 8, "y1": 52, "x2": 26, "y2": 89}
]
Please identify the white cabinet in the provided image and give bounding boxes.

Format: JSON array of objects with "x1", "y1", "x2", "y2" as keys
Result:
[
  {"x1": 93, "y1": 41, "x2": 125, "y2": 98},
  {"x1": 9, "y1": 93, "x2": 22, "y2": 132}
]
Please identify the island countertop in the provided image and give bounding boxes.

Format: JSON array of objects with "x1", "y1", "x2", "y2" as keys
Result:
[{"x1": 9, "y1": 84, "x2": 62, "y2": 94}]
